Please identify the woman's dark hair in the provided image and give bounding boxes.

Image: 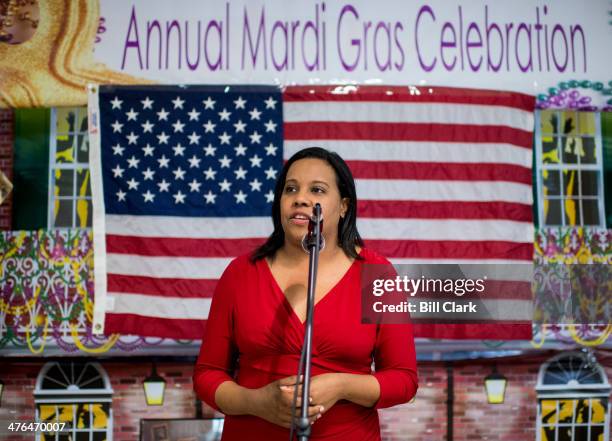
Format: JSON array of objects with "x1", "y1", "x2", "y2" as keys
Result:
[{"x1": 251, "y1": 147, "x2": 364, "y2": 261}]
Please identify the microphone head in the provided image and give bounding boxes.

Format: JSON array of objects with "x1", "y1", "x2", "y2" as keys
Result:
[
  {"x1": 301, "y1": 205, "x2": 325, "y2": 254},
  {"x1": 302, "y1": 232, "x2": 325, "y2": 253}
]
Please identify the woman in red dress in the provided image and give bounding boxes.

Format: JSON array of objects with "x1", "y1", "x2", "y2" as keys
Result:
[{"x1": 194, "y1": 147, "x2": 418, "y2": 440}]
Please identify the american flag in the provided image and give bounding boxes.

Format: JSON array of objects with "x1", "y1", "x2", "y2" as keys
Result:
[{"x1": 89, "y1": 84, "x2": 534, "y2": 340}]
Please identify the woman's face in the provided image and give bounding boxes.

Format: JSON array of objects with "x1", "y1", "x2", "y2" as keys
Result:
[{"x1": 280, "y1": 158, "x2": 349, "y2": 249}]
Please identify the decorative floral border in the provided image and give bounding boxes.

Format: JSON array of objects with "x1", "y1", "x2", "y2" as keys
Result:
[
  {"x1": 0, "y1": 230, "x2": 168, "y2": 353},
  {"x1": 535, "y1": 227, "x2": 611, "y2": 264}
]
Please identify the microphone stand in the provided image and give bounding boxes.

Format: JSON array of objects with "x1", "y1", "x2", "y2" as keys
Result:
[{"x1": 294, "y1": 203, "x2": 322, "y2": 441}]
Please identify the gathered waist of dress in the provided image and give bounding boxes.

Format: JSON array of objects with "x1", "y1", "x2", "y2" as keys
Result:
[{"x1": 236, "y1": 353, "x2": 371, "y2": 389}]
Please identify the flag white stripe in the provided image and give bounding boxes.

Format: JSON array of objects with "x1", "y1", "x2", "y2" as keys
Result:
[
  {"x1": 285, "y1": 102, "x2": 534, "y2": 131},
  {"x1": 390, "y1": 258, "x2": 531, "y2": 265},
  {"x1": 108, "y1": 254, "x2": 232, "y2": 279},
  {"x1": 479, "y1": 299, "x2": 532, "y2": 321},
  {"x1": 107, "y1": 253, "x2": 533, "y2": 280},
  {"x1": 284, "y1": 140, "x2": 531, "y2": 168},
  {"x1": 106, "y1": 215, "x2": 531, "y2": 243},
  {"x1": 356, "y1": 180, "x2": 533, "y2": 204},
  {"x1": 409, "y1": 299, "x2": 532, "y2": 321},
  {"x1": 357, "y1": 218, "x2": 533, "y2": 242},
  {"x1": 109, "y1": 293, "x2": 211, "y2": 320},
  {"x1": 106, "y1": 214, "x2": 272, "y2": 238},
  {"x1": 456, "y1": 264, "x2": 533, "y2": 282},
  {"x1": 393, "y1": 263, "x2": 533, "y2": 282},
  {"x1": 88, "y1": 89, "x2": 110, "y2": 334},
  {"x1": 108, "y1": 294, "x2": 531, "y2": 321}
]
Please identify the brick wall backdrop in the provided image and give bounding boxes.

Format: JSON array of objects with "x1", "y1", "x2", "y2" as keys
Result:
[
  {"x1": 1, "y1": 354, "x2": 611, "y2": 441},
  {"x1": 0, "y1": 109, "x2": 14, "y2": 230},
  {"x1": 108, "y1": 361, "x2": 222, "y2": 441},
  {"x1": 378, "y1": 353, "x2": 612, "y2": 441},
  {"x1": 0, "y1": 363, "x2": 38, "y2": 441},
  {"x1": 379, "y1": 364, "x2": 448, "y2": 440}
]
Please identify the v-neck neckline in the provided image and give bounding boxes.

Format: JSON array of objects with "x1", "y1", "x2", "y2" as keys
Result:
[{"x1": 262, "y1": 251, "x2": 362, "y2": 327}]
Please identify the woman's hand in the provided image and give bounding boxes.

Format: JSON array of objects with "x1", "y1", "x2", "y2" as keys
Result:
[
  {"x1": 307, "y1": 373, "x2": 345, "y2": 416},
  {"x1": 305, "y1": 373, "x2": 382, "y2": 411},
  {"x1": 250, "y1": 375, "x2": 323, "y2": 429}
]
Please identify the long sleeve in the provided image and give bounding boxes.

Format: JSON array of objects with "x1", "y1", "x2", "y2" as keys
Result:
[
  {"x1": 193, "y1": 258, "x2": 241, "y2": 411},
  {"x1": 371, "y1": 322, "x2": 419, "y2": 409}
]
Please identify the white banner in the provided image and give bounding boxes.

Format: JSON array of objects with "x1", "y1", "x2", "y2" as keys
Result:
[{"x1": 95, "y1": 0, "x2": 612, "y2": 95}]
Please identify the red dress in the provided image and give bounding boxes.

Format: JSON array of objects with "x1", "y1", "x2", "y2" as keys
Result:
[{"x1": 193, "y1": 248, "x2": 418, "y2": 441}]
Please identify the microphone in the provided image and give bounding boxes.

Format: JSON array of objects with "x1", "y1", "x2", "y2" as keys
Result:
[{"x1": 301, "y1": 204, "x2": 325, "y2": 253}]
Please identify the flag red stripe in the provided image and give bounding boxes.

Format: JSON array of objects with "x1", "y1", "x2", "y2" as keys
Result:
[
  {"x1": 412, "y1": 323, "x2": 532, "y2": 340},
  {"x1": 358, "y1": 200, "x2": 533, "y2": 222},
  {"x1": 482, "y1": 280, "x2": 532, "y2": 300},
  {"x1": 107, "y1": 235, "x2": 531, "y2": 260},
  {"x1": 389, "y1": 281, "x2": 532, "y2": 300},
  {"x1": 104, "y1": 315, "x2": 531, "y2": 340},
  {"x1": 411, "y1": 319, "x2": 531, "y2": 325},
  {"x1": 105, "y1": 313, "x2": 206, "y2": 339},
  {"x1": 367, "y1": 240, "x2": 534, "y2": 260},
  {"x1": 107, "y1": 276, "x2": 530, "y2": 300},
  {"x1": 283, "y1": 86, "x2": 535, "y2": 112},
  {"x1": 107, "y1": 235, "x2": 264, "y2": 257},
  {"x1": 108, "y1": 274, "x2": 217, "y2": 298},
  {"x1": 347, "y1": 160, "x2": 532, "y2": 185},
  {"x1": 284, "y1": 122, "x2": 532, "y2": 148}
]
